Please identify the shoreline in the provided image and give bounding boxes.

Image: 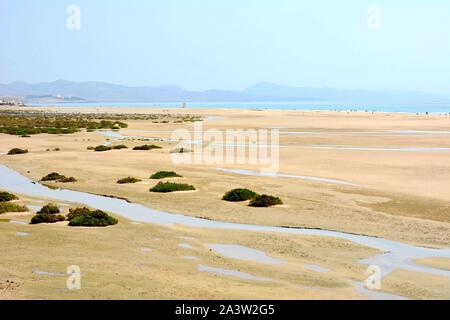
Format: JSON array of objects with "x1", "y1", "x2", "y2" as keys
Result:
[{"x1": 3, "y1": 103, "x2": 450, "y2": 116}]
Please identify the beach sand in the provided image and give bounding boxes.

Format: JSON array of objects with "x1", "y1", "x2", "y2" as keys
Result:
[{"x1": 1, "y1": 106, "x2": 449, "y2": 299}]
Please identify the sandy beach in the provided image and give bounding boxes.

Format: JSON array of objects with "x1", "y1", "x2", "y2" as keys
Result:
[{"x1": 1, "y1": 106, "x2": 449, "y2": 300}]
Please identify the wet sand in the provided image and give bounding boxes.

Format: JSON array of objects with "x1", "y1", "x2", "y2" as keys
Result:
[{"x1": 1, "y1": 106, "x2": 449, "y2": 299}]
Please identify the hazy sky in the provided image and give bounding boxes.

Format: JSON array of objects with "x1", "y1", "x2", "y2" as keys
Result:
[{"x1": 1, "y1": 0, "x2": 449, "y2": 93}]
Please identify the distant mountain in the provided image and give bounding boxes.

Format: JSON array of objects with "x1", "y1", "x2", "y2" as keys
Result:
[
  {"x1": 0, "y1": 80, "x2": 265, "y2": 102},
  {"x1": 0, "y1": 80, "x2": 447, "y2": 104}
]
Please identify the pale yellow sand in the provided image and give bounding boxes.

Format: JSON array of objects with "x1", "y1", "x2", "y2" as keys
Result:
[{"x1": 1, "y1": 106, "x2": 449, "y2": 299}]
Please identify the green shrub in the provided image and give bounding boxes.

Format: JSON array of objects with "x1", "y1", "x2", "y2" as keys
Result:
[
  {"x1": 67, "y1": 207, "x2": 91, "y2": 220},
  {"x1": 112, "y1": 144, "x2": 128, "y2": 150},
  {"x1": 31, "y1": 213, "x2": 66, "y2": 224},
  {"x1": 37, "y1": 203, "x2": 60, "y2": 214},
  {"x1": 94, "y1": 145, "x2": 112, "y2": 152},
  {"x1": 41, "y1": 172, "x2": 65, "y2": 181},
  {"x1": 0, "y1": 111, "x2": 128, "y2": 136},
  {"x1": 133, "y1": 144, "x2": 162, "y2": 151},
  {"x1": 0, "y1": 192, "x2": 18, "y2": 202},
  {"x1": 30, "y1": 203, "x2": 65, "y2": 224},
  {"x1": 68, "y1": 209, "x2": 118, "y2": 227},
  {"x1": 150, "y1": 182, "x2": 195, "y2": 193},
  {"x1": 222, "y1": 189, "x2": 258, "y2": 202},
  {"x1": 249, "y1": 195, "x2": 283, "y2": 208},
  {"x1": 59, "y1": 176, "x2": 77, "y2": 183},
  {"x1": 41, "y1": 172, "x2": 77, "y2": 183},
  {"x1": 7, "y1": 148, "x2": 28, "y2": 155},
  {"x1": 117, "y1": 177, "x2": 142, "y2": 184},
  {"x1": 150, "y1": 171, "x2": 182, "y2": 179},
  {"x1": 0, "y1": 202, "x2": 28, "y2": 214}
]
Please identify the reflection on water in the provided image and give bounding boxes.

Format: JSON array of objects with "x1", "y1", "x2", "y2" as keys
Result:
[
  {"x1": 313, "y1": 145, "x2": 450, "y2": 152},
  {"x1": 209, "y1": 244, "x2": 285, "y2": 265},
  {"x1": 304, "y1": 264, "x2": 330, "y2": 273},
  {"x1": 197, "y1": 264, "x2": 272, "y2": 282},
  {"x1": 16, "y1": 232, "x2": 31, "y2": 237},
  {"x1": 217, "y1": 168, "x2": 358, "y2": 186}
]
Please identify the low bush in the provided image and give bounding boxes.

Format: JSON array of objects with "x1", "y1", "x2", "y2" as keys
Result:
[
  {"x1": 41, "y1": 172, "x2": 65, "y2": 181},
  {"x1": 37, "y1": 203, "x2": 60, "y2": 214},
  {"x1": 94, "y1": 145, "x2": 111, "y2": 152},
  {"x1": 68, "y1": 209, "x2": 118, "y2": 227},
  {"x1": 0, "y1": 192, "x2": 18, "y2": 202},
  {"x1": 0, "y1": 202, "x2": 28, "y2": 214},
  {"x1": 249, "y1": 195, "x2": 283, "y2": 208},
  {"x1": 112, "y1": 144, "x2": 128, "y2": 150},
  {"x1": 67, "y1": 207, "x2": 91, "y2": 220},
  {"x1": 59, "y1": 176, "x2": 77, "y2": 183},
  {"x1": 133, "y1": 144, "x2": 162, "y2": 151},
  {"x1": 30, "y1": 203, "x2": 65, "y2": 224},
  {"x1": 41, "y1": 172, "x2": 77, "y2": 183},
  {"x1": 117, "y1": 177, "x2": 142, "y2": 184},
  {"x1": 0, "y1": 111, "x2": 128, "y2": 137},
  {"x1": 7, "y1": 148, "x2": 28, "y2": 155},
  {"x1": 31, "y1": 213, "x2": 65, "y2": 224},
  {"x1": 150, "y1": 182, "x2": 195, "y2": 193},
  {"x1": 150, "y1": 171, "x2": 182, "y2": 179},
  {"x1": 222, "y1": 189, "x2": 258, "y2": 202}
]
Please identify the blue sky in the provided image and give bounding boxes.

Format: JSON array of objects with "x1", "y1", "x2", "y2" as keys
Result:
[{"x1": 1, "y1": 0, "x2": 449, "y2": 93}]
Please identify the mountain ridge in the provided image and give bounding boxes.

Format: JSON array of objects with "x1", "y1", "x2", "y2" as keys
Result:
[{"x1": 0, "y1": 80, "x2": 447, "y2": 104}]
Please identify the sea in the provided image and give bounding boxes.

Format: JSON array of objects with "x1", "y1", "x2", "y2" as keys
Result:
[{"x1": 29, "y1": 100, "x2": 450, "y2": 114}]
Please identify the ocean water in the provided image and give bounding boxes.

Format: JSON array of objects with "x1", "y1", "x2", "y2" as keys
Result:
[{"x1": 29, "y1": 100, "x2": 450, "y2": 113}]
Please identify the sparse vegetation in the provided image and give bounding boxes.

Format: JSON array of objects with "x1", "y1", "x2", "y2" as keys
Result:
[
  {"x1": 30, "y1": 203, "x2": 65, "y2": 224},
  {"x1": 92, "y1": 144, "x2": 128, "y2": 152},
  {"x1": 0, "y1": 202, "x2": 28, "y2": 214},
  {"x1": 37, "y1": 203, "x2": 61, "y2": 214},
  {"x1": 31, "y1": 213, "x2": 66, "y2": 224},
  {"x1": 133, "y1": 144, "x2": 162, "y2": 151},
  {"x1": 222, "y1": 189, "x2": 258, "y2": 202},
  {"x1": 0, "y1": 111, "x2": 128, "y2": 136},
  {"x1": 150, "y1": 171, "x2": 182, "y2": 179},
  {"x1": 112, "y1": 144, "x2": 128, "y2": 150},
  {"x1": 94, "y1": 145, "x2": 111, "y2": 152},
  {"x1": 7, "y1": 148, "x2": 28, "y2": 155},
  {"x1": 0, "y1": 111, "x2": 202, "y2": 137},
  {"x1": 67, "y1": 207, "x2": 92, "y2": 221},
  {"x1": 117, "y1": 177, "x2": 142, "y2": 184},
  {"x1": 68, "y1": 209, "x2": 118, "y2": 227},
  {"x1": 150, "y1": 182, "x2": 195, "y2": 193},
  {"x1": 249, "y1": 195, "x2": 283, "y2": 207},
  {"x1": 41, "y1": 172, "x2": 77, "y2": 183},
  {"x1": 0, "y1": 192, "x2": 18, "y2": 202}
]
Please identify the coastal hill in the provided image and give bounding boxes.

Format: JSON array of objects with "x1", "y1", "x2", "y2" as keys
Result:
[{"x1": 0, "y1": 80, "x2": 447, "y2": 104}]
